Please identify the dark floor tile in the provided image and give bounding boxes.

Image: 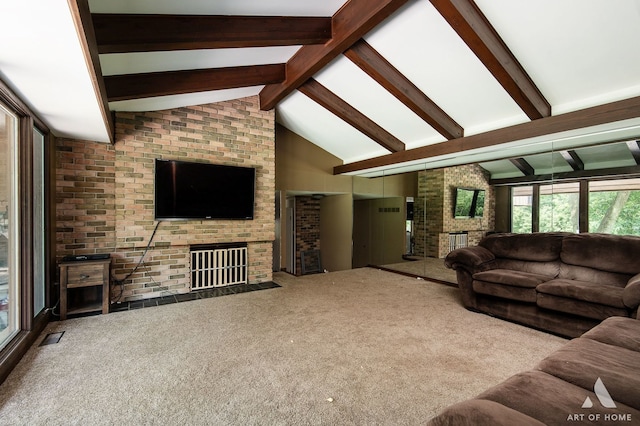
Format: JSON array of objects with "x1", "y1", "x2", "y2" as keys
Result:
[
  {"x1": 157, "y1": 295, "x2": 177, "y2": 305},
  {"x1": 129, "y1": 301, "x2": 145, "y2": 310},
  {"x1": 110, "y1": 303, "x2": 130, "y2": 313},
  {"x1": 217, "y1": 287, "x2": 234, "y2": 296},
  {"x1": 175, "y1": 293, "x2": 199, "y2": 302},
  {"x1": 198, "y1": 289, "x2": 219, "y2": 298},
  {"x1": 143, "y1": 299, "x2": 158, "y2": 308},
  {"x1": 107, "y1": 281, "x2": 281, "y2": 315}
]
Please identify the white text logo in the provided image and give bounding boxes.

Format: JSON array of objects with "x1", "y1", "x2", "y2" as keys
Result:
[
  {"x1": 581, "y1": 377, "x2": 616, "y2": 409},
  {"x1": 566, "y1": 377, "x2": 632, "y2": 423}
]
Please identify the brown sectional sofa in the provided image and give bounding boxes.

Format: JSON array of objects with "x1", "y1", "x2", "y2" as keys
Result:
[
  {"x1": 428, "y1": 316, "x2": 640, "y2": 425},
  {"x1": 444, "y1": 232, "x2": 640, "y2": 338}
]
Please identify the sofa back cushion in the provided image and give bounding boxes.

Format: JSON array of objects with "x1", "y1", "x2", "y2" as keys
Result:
[
  {"x1": 559, "y1": 263, "x2": 631, "y2": 287},
  {"x1": 494, "y1": 258, "x2": 561, "y2": 278},
  {"x1": 480, "y1": 233, "x2": 565, "y2": 262},
  {"x1": 560, "y1": 233, "x2": 640, "y2": 275}
]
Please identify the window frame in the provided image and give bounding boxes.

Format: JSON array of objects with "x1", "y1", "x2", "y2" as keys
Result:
[
  {"x1": 0, "y1": 78, "x2": 52, "y2": 384},
  {"x1": 509, "y1": 177, "x2": 640, "y2": 235}
]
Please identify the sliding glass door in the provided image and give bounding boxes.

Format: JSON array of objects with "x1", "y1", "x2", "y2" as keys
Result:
[
  {"x1": 0, "y1": 102, "x2": 19, "y2": 351},
  {"x1": 33, "y1": 128, "x2": 46, "y2": 315}
]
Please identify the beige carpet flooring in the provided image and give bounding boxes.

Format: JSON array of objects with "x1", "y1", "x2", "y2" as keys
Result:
[{"x1": 0, "y1": 268, "x2": 566, "y2": 425}]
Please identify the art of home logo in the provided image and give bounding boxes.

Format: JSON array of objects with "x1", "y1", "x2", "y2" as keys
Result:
[{"x1": 566, "y1": 377, "x2": 633, "y2": 423}]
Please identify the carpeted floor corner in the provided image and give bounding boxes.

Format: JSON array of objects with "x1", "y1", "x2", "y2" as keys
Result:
[{"x1": 0, "y1": 268, "x2": 566, "y2": 425}]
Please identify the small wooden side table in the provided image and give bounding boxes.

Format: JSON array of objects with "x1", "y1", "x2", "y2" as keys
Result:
[{"x1": 59, "y1": 258, "x2": 110, "y2": 320}]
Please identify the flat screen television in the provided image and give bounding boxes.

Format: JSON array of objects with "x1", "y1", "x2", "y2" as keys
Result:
[
  {"x1": 453, "y1": 187, "x2": 485, "y2": 219},
  {"x1": 154, "y1": 159, "x2": 255, "y2": 220}
]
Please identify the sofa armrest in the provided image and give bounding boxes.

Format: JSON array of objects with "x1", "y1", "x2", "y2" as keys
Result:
[
  {"x1": 623, "y1": 272, "x2": 640, "y2": 310},
  {"x1": 445, "y1": 246, "x2": 496, "y2": 310},
  {"x1": 444, "y1": 246, "x2": 496, "y2": 273}
]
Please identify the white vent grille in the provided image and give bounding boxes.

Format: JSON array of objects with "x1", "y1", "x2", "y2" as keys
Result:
[
  {"x1": 191, "y1": 246, "x2": 247, "y2": 289},
  {"x1": 449, "y1": 233, "x2": 468, "y2": 253}
]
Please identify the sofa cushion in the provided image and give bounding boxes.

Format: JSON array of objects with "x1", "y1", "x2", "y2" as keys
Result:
[
  {"x1": 473, "y1": 269, "x2": 550, "y2": 303},
  {"x1": 473, "y1": 281, "x2": 537, "y2": 303},
  {"x1": 475, "y1": 295, "x2": 600, "y2": 337},
  {"x1": 581, "y1": 316, "x2": 640, "y2": 352},
  {"x1": 479, "y1": 232, "x2": 565, "y2": 262},
  {"x1": 537, "y1": 293, "x2": 629, "y2": 320},
  {"x1": 477, "y1": 370, "x2": 640, "y2": 425},
  {"x1": 559, "y1": 263, "x2": 630, "y2": 288},
  {"x1": 561, "y1": 233, "x2": 640, "y2": 275},
  {"x1": 428, "y1": 399, "x2": 545, "y2": 426},
  {"x1": 536, "y1": 279, "x2": 626, "y2": 308},
  {"x1": 473, "y1": 270, "x2": 551, "y2": 288},
  {"x1": 494, "y1": 258, "x2": 561, "y2": 278},
  {"x1": 536, "y1": 338, "x2": 640, "y2": 410}
]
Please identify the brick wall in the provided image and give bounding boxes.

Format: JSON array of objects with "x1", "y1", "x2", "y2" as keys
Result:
[
  {"x1": 55, "y1": 139, "x2": 117, "y2": 256},
  {"x1": 414, "y1": 164, "x2": 494, "y2": 258},
  {"x1": 56, "y1": 96, "x2": 275, "y2": 301},
  {"x1": 413, "y1": 169, "x2": 444, "y2": 257},
  {"x1": 295, "y1": 196, "x2": 320, "y2": 275},
  {"x1": 442, "y1": 164, "x2": 494, "y2": 234}
]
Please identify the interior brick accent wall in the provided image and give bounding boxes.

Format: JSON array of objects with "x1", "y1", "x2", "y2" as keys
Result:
[
  {"x1": 414, "y1": 164, "x2": 495, "y2": 258},
  {"x1": 56, "y1": 96, "x2": 275, "y2": 301},
  {"x1": 55, "y1": 139, "x2": 117, "y2": 256},
  {"x1": 413, "y1": 169, "x2": 444, "y2": 257},
  {"x1": 295, "y1": 196, "x2": 320, "y2": 275}
]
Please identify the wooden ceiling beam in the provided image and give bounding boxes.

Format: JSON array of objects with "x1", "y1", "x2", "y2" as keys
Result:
[
  {"x1": 560, "y1": 150, "x2": 585, "y2": 171},
  {"x1": 344, "y1": 39, "x2": 463, "y2": 140},
  {"x1": 92, "y1": 14, "x2": 332, "y2": 53},
  {"x1": 105, "y1": 64, "x2": 285, "y2": 102},
  {"x1": 299, "y1": 79, "x2": 405, "y2": 153},
  {"x1": 334, "y1": 95, "x2": 640, "y2": 174},
  {"x1": 430, "y1": 0, "x2": 551, "y2": 120},
  {"x1": 510, "y1": 158, "x2": 535, "y2": 176},
  {"x1": 260, "y1": 0, "x2": 411, "y2": 111},
  {"x1": 626, "y1": 140, "x2": 640, "y2": 165},
  {"x1": 491, "y1": 165, "x2": 640, "y2": 186},
  {"x1": 68, "y1": 0, "x2": 115, "y2": 142}
]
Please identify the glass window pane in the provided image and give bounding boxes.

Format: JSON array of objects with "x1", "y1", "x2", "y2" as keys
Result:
[
  {"x1": 589, "y1": 179, "x2": 640, "y2": 236},
  {"x1": 0, "y1": 103, "x2": 19, "y2": 350},
  {"x1": 539, "y1": 182, "x2": 580, "y2": 233},
  {"x1": 512, "y1": 186, "x2": 533, "y2": 233},
  {"x1": 33, "y1": 128, "x2": 45, "y2": 315}
]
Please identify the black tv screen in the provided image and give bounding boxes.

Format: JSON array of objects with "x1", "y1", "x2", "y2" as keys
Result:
[
  {"x1": 454, "y1": 187, "x2": 485, "y2": 219},
  {"x1": 154, "y1": 159, "x2": 255, "y2": 220}
]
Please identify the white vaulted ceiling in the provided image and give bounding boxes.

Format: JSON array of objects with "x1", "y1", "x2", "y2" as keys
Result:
[{"x1": 2, "y1": 0, "x2": 640, "y2": 176}]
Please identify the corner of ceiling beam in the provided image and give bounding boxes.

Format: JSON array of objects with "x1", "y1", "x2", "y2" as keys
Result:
[
  {"x1": 430, "y1": 0, "x2": 551, "y2": 120},
  {"x1": 67, "y1": 0, "x2": 115, "y2": 143},
  {"x1": 259, "y1": 0, "x2": 411, "y2": 111}
]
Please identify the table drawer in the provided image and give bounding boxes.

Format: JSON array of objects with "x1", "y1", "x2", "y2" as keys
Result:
[{"x1": 66, "y1": 263, "x2": 105, "y2": 287}]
